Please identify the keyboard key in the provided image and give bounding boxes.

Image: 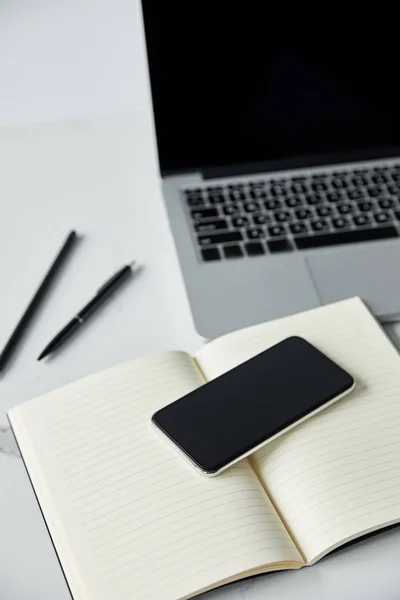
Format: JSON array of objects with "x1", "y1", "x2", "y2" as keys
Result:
[
  {"x1": 316, "y1": 206, "x2": 332, "y2": 217},
  {"x1": 250, "y1": 188, "x2": 267, "y2": 199},
  {"x1": 194, "y1": 219, "x2": 228, "y2": 233},
  {"x1": 198, "y1": 231, "x2": 243, "y2": 245},
  {"x1": 395, "y1": 211, "x2": 400, "y2": 220},
  {"x1": 372, "y1": 174, "x2": 388, "y2": 184},
  {"x1": 285, "y1": 196, "x2": 303, "y2": 208},
  {"x1": 253, "y1": 214, "x2": 270, "y2": 225},
  {"x1": 290, "y1": 222, "x2": 308, "y2": 235},
  {"x1": 291, "y1": 176, "x2": 306, "y2": 182},
  {"x1": 232, "y1": 216, "x2": 249, "y2": 227},
  {"x1": 207, "y1": 186, "x2": 224, "y2": 196},
  {"x1": 338, "y1": 203, "x2": 353, "y2": 214},
  {"x1": 353, "y1": 214, "x2": 371, "y2": 227},
  {"x1": 312, "y1": 173, "x2": 328, "y2": 180},
  {"x1": 347, "y1": 189, "x2": 363, "y2": 200},
  {"x1": 186, "y1": 196, "x2": 204, "y2": 207},
  {"x1": 244, "y1": 202, "x2": 260, "y2": 212},
  {"x1": 311, "y1": 181, "x2": 328, "y2": 192},
  {"x1": 374, "y1": 166, "x2": 389, "y2": 173},
  {"x1": 208, "y1": 194, "x2": 225, "y2": 204},
  {"x1": 379, "y1": 198, "x2": 394, "y2": 209},
  {"x1": 229, "y1": 190, "x2": 246, "y2": 202},
  {"x1": 296, "y1": 208, "x2": 312, "y2": 219},
  {"x1": 374, "y1": 212, "x2": 391, "y2": 224},
  {"x1": 275, "y1": 210, "x2": 291, "y2": 222},
  {"x1": 306, "y1": 194, "x2": 323, "y2": 205},
  {"x1": 358, "y1": 201, "x2": 373, "y2": 212},
  {"x1": 265, "y1": 198, "x2": 281, "y2": 210},
  {"x1": 247, "y1": 227, "x2": 264, "y2": 239},
  {"x1": 327, "y1": 192, "x2": 343, "y2": 202},
  {"x1": 332, "y1": 217, "x2": 349, "y2": 229},
  {"x1": 352, "y1": 176, "x2": 368, "y2": 186},
  {"x1": 267, "y1": 239, "x2": 292, "y2": 253},
  {"x1": 201, "y1": 247, "x2": 221, "y2": 261},
  {"x1": 388, "y1": 184, "x2": 400, "y2": 195},
  {"x1": 223, "y1": 244, "x2": 243, "y2": 259},
  {"x1": 206, "y1": 186, "x2": 223, "y2": 194},
  {"x1": 228, "y1": 183, "x2": 245, "y2": 191},
  {"x1": 311, "y1": 219, "x2": 329, "y2": 231},
  {"x1": 268, "y1": 225, "x2": 286, "y2": 236},
  {"x1": 270, "y1": 184, "x2": 287, "y2": 196},
  {"x1": 191, "y1": 208, "x2": 218, "y2": 220},
  {"x1": 186, "y1": 188, "x2": 203, "y2": 196},
  {"x1": 291, "y1": 183, "x2": 307, "y2": 194},
  {"x1": 368, "y1": 186, "x2": 383, "y2": 197},
  {"x1": 223, "y1": 204, "x2": 239, "y2": 215},
  {"x1": 332, "y1": 178, "x2": 347, "y2": 188},
  {"x1": 295, "y1": 226, "x2": 398, "y2": 250},
  {"x1": 392, "y1": 172, "x2": 400, "y2": 182},
  {"x1": 245, "y1": 241, "x2": 265, "y2": 256}
]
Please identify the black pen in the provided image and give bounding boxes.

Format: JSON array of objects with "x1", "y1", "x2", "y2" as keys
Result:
[
  {"x1": 38, "y1": 263, "x2": 135, "y2": 360},
  {"x1": 0, "y1": 231, "x2": 78, "y2": 373}
]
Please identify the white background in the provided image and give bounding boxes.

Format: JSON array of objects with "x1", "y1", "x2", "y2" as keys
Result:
[
  {"x1": 0, "y1": 0, "x2": 148, "y2": 124},
  {"x1": 0, "y1": 2, "x2": 399, "y2": 599}
]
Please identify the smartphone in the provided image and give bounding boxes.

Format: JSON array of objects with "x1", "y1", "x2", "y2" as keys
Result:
[{"x1": 152, "y1": 337, "x2": 355, "y2": 476}]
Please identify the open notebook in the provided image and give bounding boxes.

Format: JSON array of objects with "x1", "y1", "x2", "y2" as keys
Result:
[{"x1": 8, "y1": 297, "x2": 400, "y2": 600}]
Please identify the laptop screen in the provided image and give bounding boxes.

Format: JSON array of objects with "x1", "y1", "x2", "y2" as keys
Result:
[{"x1": 141, "y1": 4, "x2": 400, "y2": 175}]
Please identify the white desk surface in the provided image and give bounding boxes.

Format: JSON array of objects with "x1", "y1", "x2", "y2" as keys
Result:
[{"x1": 0, "y1": 2, "x2": 400, "y2": 599}]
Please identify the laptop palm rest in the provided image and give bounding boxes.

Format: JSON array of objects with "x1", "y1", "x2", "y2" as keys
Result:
[{"x1": 307, "y1": 242, "x2": 400, "y2": 319}]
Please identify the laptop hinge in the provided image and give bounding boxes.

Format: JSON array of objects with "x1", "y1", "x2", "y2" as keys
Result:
[
  {"x1": 161, "y1": 161, "x2": 273, "y2": 180},
  {"x1": 201, "y1": 161, "x2": 271, "y2": 180},
  {"x1": 201, "y1": 158, "x2": 329, "y2": 180},
  {"x1": 200, "y1": 147, "x2": 400, "y2": 180}
]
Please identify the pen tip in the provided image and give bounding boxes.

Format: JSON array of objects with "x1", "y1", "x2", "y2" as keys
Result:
[{"x1": 37, "y1": 353, "x2": 46, "y2": 361}]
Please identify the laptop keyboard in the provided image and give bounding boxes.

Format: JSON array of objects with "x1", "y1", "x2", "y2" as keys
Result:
[{"x1": 183, "y1": 163, "x2": 400, "y2": 261}]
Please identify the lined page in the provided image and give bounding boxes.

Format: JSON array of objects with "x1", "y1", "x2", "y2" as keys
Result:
[
  {"x1": 9, "y1": 351, "x2": 302, "y2": 600},
  {"x1": 196, "y1": 298, "x2": 400, "y2": 564}
]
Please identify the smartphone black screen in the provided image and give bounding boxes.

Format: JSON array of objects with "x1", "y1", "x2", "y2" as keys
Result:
[{"x1": 152, "y1": 337, "x2": 354, "y2": 474}]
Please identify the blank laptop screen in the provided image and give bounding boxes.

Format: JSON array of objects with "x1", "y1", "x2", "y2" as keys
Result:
[{"x1": 141, "y1": 4, "x2": 400, "y2": 174}]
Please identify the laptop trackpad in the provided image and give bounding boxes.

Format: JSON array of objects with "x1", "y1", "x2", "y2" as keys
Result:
[{"x1": 306, "y1": 243, "x2": 400, "y2": 319}]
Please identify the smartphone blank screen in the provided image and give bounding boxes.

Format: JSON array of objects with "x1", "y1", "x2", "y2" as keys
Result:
[{"x1": 152, "y1": 337, "x2": 354, "y2": 474}]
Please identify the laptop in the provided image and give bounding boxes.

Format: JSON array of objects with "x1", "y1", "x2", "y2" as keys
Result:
[{"x1": 141, "y1": 3, "x2": 400, "y2": 338}]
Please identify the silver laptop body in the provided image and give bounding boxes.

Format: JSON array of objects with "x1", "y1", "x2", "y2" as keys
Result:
[{"x1": 142, "y1": 4, "x2": 400, "y2": 338}]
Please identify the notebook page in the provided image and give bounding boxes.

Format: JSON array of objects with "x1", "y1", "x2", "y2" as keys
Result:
[
  {"x1": 9, "y1": 351, "x2": 302, "y2": 600},
  {"x1": 196, "y1": 298, "x2": 400, "y2": 564}
]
